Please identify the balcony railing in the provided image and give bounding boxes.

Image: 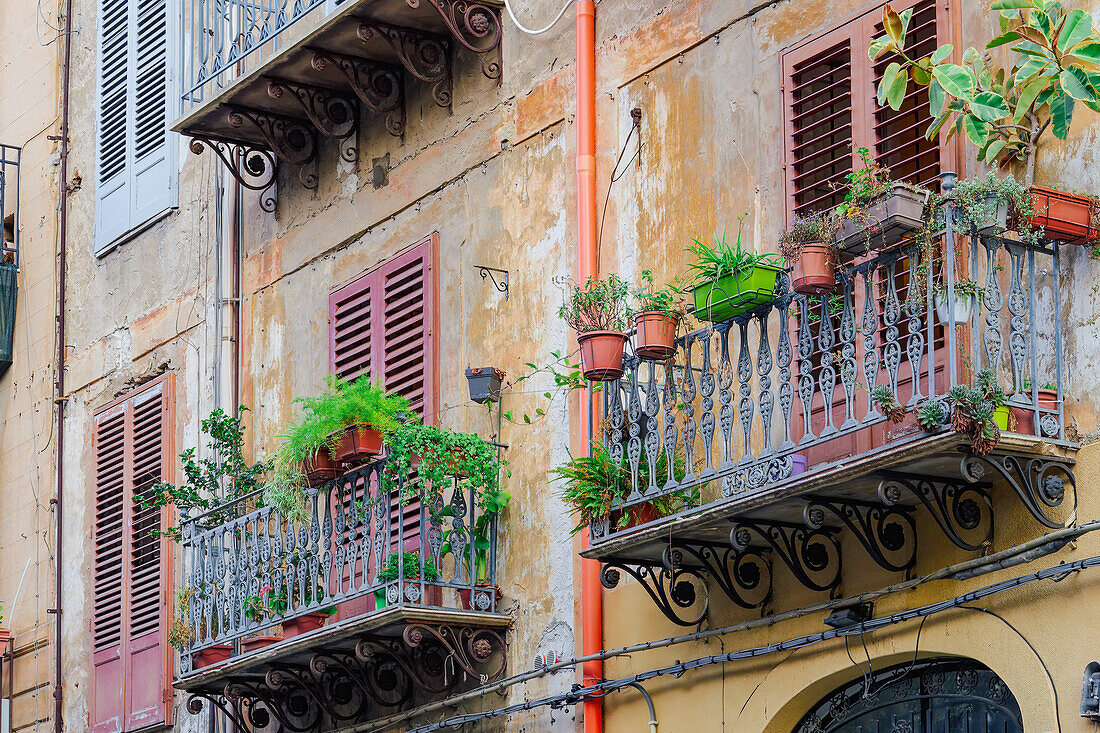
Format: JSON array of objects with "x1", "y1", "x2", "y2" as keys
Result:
[
  {"x1": 178, "y1": 458, "x2": 499, "y2": 675},
  {"x1": 591, "y1": 205, "x2": 1067, "y2": 544}
]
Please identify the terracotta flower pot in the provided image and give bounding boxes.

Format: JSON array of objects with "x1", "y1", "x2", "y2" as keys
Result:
[
  {"x1": 459, "y1": 583, "x2": 502, "y2": 611},
  {"x1": 790, "y1": 242, "x2": 837, "y2": 295},
  {"x1": 302, "y1": 447, "x2": 340, "y2": 487},
  {"x1": 577, "y1": 330, "x2": 628, "y2": 381},
  {"x1": 332, "y1": 424, "x2": 384, "y2": 465},
  {"x1": 608, "y1": 502, "x2": 659, "y2": 531},
  {"x1": 240, "y1": 634, "x2": 283, "y2": 653},
  {"x1": 0, "y1": 628, "x2": 12, "y2": 649},
  {"x1": 1026, "y1": 186, "x2": 1099, "y2": 244},
  {"x1": 281, "y1": 612, "x2": 328, "y2": 637},
  {"x1": 633, "y1": 311, "x2": 679, "y2": 361},
  {"x1": 194, "y1": 644, "x2": 233, "y2": 669},
  {"x1": 1010, "y1": 388, "x2": 1058, "y2": 435}
]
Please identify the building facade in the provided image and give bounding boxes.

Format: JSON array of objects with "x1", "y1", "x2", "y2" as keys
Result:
[{"x1": 0, "y1": 0, "x2": 1098, "y2": 731}]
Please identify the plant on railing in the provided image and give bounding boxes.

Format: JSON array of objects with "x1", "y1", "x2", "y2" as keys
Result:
[
  {"x1": 833, "y1": 148, "x2": 894, "y2": 223},
  {"x1": 376, "y1": 551, "x2": 441, "y2": 584},
  {"x1": 916, "y1": 399, "x2": 950, "y2": 432},
  {"x1": 168, "y1": 586, "x2": 196, "y2": 651},
  {"x1": 383, "y1": 422, "x2": 503, "y2": 503},
  {"x1": 687, "y1": 220, "x2": 786, "y2": 322},
  {"x1": 552, "y1": 442, "x2": 695, "y2": 535},
  {"x1": 559, "y1": 274, "x2": 633, "y2": 381},
  {"x1": 946, "y1": 368, "x2": 1009, "y2": 455},
  {"x1": 780, "y1": 213, "x2": 841, "y2": 295},
  {"x1": 870, "y1": 384, "x2": 907, "y2": 423},
  {"x1": 138, "y1": 407, "x2": 267, "y2": 539},
  {"x1": 952, "y1": 172, "x2": 1039, "y2": 242},
  {"x1": 632, "y1": 269, "x2": 687, "y2": 360},
  {"x1": 243, "y1": 584, "x2": 289, "y2": 622},
  {"x1": 870, "y1": 1, "x2": 1100, "y2": 183}
]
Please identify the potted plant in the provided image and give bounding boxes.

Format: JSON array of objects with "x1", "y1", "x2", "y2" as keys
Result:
[
  {"x1": 171, "y1": 585, "x2": 232, "y2": 669},
  {"x1": 552, "y1": 442, "x2": 695, "y2": 535},
  {"x1": 869, "y1": 385, "x2": 906, "y2": 424},
  {"x1": 951, "y1": 172, "x2": 1041, "y2": 242},
  {"x1": 383, "y1": 422, "x2": 503, "y2": 503},
  {"x1": 374, "y1": 551, "x2": 442, "y2": 609},
  {"x1": 933, "y1": 278, "x2": 983, "y2": 326},
  {"x1": 631, "y1": 269, "x2": 685, "y2": 360},
  {"x1": 945, "y1": 369, "x2": 1008, "y2": 455},
  {"x1": 870, "y1": 2, "x2": 1100, "y2": 242},
  {"x1": 465, "y1": 367, "x2": 505, "y2": 403},
  {"x1": 687, "y1": 222, "x2": 786, "y2": 323},
  {"x1": 558, "y1": 274, "x2": 632, "y2": 381},
  {"x1": 833, "y1": 148, "x2": 929, "y2": 256},
  {"x1": 915, "y1": 399, "x2": 949, "y2": 433},
  {"x1": 282, "y1": 607, "x2": 336, "y2": 637},
  {"x1": 1010, "y1": 380, "x2": 1058, "y2": 435},
  {"x1": 779, "y1": 213, "x2": 840, "y2": 295},
  {"x1": 435, "y1": 485, "x2": 510, "y2": 611}
]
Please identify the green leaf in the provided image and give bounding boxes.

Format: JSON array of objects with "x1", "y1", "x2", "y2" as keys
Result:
[
  {"x1": 911, "y1": 63, "x2": 932, "y2": 85},
  {"x1": 984, "y1": 139, "x2": 1007, "y2": 163},
  {"x1": 1060, "y1": 65, "x2": 1098, "y2": 101},
  {"x1": 1069, "y1": 40, "x2": 1100, "y2": 64},
  {"x1": 969, "y1": 91, "x2": 1010, "y2": 121},
  {"x1": 990, "y1": 0, "x2": 1038, "y2": 8},
  {"x1": 1057, "y1": 9, "x2": 1093, "y2": 51},
  {"x1": 932, "y1": 64, "x2": 975, "y2": 100},
  {"x1": 986, "y1": 31, "x2": 1022, "y2": 49},
  {"x1": 543, "y1": 392, "x2": 552, "y2": 399},
  {"x1": 1013, "y1": 76, "x2": 1048, "y2": 121},
  {"x1": 931, "y1": 44, "x2": 954, "y2": 63},
  {"x1": 1033, "y1": 11, "x2": 1053, "y2": 41},
  {"x1": 878, "y1": 62, "x2": 908, "y2": 109},
  {"x1": 868, "y1": 38, "x2": 893, "y2": 61},
  {"x1": 523, "y1": 414, "x2": 532, "y2": 424},
  {"x1": 963, "y1": 114, "x2": 988, "y2": 145},
  {"x1": 1051, "y1": 90, "x2": 1075, "y2": 138},
  {"x1": 883, "y1": 4, "x2": 905, "y2": 45},
  {"x1": 925, "y1": 109, "x2": 951, "y2": 140},
  {"x1": 929, "y1": 77, "x2": 947, "y2": 115}
]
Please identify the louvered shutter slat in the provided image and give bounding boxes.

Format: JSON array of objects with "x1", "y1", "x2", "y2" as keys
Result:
[
  {"x1": 94, "y1": 0, "x2": 131, "y2": 252},
  {"x1": 130, "y1": 0, "x2": 175, "y2": 225}
]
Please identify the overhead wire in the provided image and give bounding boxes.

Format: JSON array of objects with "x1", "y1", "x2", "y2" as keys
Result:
[{"x1": 503, "y1": 0, "x2": 573, "y2": 35}]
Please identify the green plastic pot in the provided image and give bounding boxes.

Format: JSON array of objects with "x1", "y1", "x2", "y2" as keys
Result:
[
  {"x1": 993, "y1": 405, "x2": 1011, "y2": 431},
  {"x1": 691, "y1": 264, "x2": 783, "y2": 322}
]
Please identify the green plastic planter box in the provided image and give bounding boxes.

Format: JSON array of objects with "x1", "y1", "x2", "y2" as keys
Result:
[{"x1": 691, "y1": 264, "x2": 783, "y2": 322}]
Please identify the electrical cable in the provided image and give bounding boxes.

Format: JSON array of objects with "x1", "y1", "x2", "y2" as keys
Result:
[
  {"x1": 503, "y1": 0, "x2": 573, "y2": 35},
  {"x1": 596, "y1": 119, "x2": 643, "y2": 269}
]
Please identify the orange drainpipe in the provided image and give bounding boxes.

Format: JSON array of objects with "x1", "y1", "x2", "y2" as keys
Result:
[{"x1": 576, "y1": 0, "x2": 603, "y2": 731}]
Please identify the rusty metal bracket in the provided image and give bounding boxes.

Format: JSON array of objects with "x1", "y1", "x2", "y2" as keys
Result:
[
  {"x1": 309, "y1": 49, "x2": 406, "y2": 138},
  {"x1": 188, "y1": 137, "x2": 278, "y2": 213},
  {"x1": 358, "y1": 20, "x2": 452, "y2": 108}
]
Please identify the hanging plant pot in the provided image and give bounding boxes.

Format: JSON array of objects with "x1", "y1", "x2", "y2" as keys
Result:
[
  {"x1": 1009, "y1": 388, "x2": 1058, "y2": 435},
  {"x1": 240, "y1": 634, "x2": 283, "y2": 653},
  {"x1": 465, "y1": 367, "x2": 504, "y2": 403},
  {"x1": 194, "y1": 644, "x2": 233, "y2": 669},
  {"x1": 690, "y1": 263, "x2": 783, "y2": 323},
  {"x1": 332, "y1": 424, "x2": 384, "y2": 465},
  {"x1": 282, "y1": 613, "x2": 328, "y2": 637},
  {"x1": 633, "y1": 311, "x2": 679, "y2": 360},
  {"x1": 974, "y1": 194, "x2": 1011, "y2": 234},
  {"x1": 302, "y1": 447, "x2": 340, "y2": 487},
  {"x1": 790, "y1": 242, "x2": 837, "y2": 295},
  {"x1": 835, "y1": 183, "x2": 928, "y2": 256},
  {"x1": 577, "y1": 330, "x2": 628, "y2": 381},
  {"x1": 933, "y1": 292, "x2": 973, "y2": 325},
  {"x1": 1025, "y1": 186, "x2": 1099, "y2": 244},
  {"x1": 992, "y1": 405, "x2": 1012, "y2": 431},
  {"x1": 460, "y1": 583, "x2": 503, "y2": 611}
]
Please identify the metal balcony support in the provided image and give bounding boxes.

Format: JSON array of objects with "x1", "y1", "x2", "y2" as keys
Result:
[
  {"x1": 878, "y1": 470, "x2": 994, "y2": 552},
  {"x1": 729, "y1": 519, "x2": 842, "y2": 597},
  {"x1": 266, "y1": 78, "x2": 360, "y2": 162},
  {"x1": 416, "y1": 0, "x2": 503, "y2": 80},
  {"x1": 187, "y1": 138, "x2": 278, "y2": 213},
  {"x1": 670, "y1": 541, "x2": 772, "y2": 610},
  {"x1": 309, "y1": 50, "x2": 406, "y2": 137},
  {"x1": 600, "y1": 552, "x2": 709, "y2": 627},
  {"x1": 803, "y1": 495, "x2": 916, "y2": 575},
  {"x1": 960, "y1": 454, "x2": 1073, "y2": 529},
  {"x1": 226, "y1": 106, "x2": 320, "y2": 189},
  {"x1": 357, "y1": 21, "x2": 453, "y2": 108}
]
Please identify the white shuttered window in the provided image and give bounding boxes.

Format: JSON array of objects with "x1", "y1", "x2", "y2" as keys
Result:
[{"x1": 94, "y1": 0, "x2": 176, "y2": 254}]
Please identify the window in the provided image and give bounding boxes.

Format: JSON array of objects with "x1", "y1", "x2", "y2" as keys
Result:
[
  {"x1": 91, "y1": 375, "x2": 173, "y2": 732},
  {"x1": 94, "y1": 0, "x2": 177, "y2": 254},
  {"x1": 782, "y1": 0, "x2": 950, "y2": 222}
]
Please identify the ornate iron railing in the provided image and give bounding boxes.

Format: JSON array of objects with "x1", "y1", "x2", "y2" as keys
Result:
[
  {"x1": 590, "y1": 200, "x2": 1066, "y2": 542},
  {"x1": 178, "y1": 458, "x2": 498, "y2": 674},
  {"x1": 0, "y1": 144, "x2": 19, "y2": 265}
]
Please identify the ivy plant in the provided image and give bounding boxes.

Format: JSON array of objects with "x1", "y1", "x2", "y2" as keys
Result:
[
  {"x1": 870, "y1": 0, "x2": 1100, "y2": 183},
  {"x1": 382, "y1": 422, "x2": 503, "y2": 504}
]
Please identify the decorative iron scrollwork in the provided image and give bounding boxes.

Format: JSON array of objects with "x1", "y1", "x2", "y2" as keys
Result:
[
  {"x1": 408, "y1": 0, "x2": 502, "y2": 79},
  {"x1": 878, "y1": 470, "x2": 993, "y2": 552},
  {"x1": 730, "y1": 519, "x2": 842, "y2": 597},
  {"x1": 403, "y1": 623, "x2": 507, "y2": 684},
  {"x1": 266, "y1": 77, "x2": 360, "y2": 162},
  {"x1": 309, "y1": 50, "x2": 406, "y2": 137},
  {"x1": 358, "y1": 21, "x2": 452, "y2": 108},
  {"x1": 226, "y1": 106, "x2": 319, "y2": 189},
  {"x1": 803, "y1": 495, "x2": 916, "y2": 574},
  {"x1": 960, "y1": 454, "x2": 1073, "y2": 529},
  {"x1": 188, "y1": 137, "x2": 277, "y2": 213},
  {"x1": 600, "y1": 554, "x2": 708, "y2": 627},
  {"x1": 670, "y1": 541, "x2": 772, "y2": 609}
]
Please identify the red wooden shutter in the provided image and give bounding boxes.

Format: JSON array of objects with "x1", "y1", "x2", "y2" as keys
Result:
[{"x1": 91, "y1": 376, "x2": 172, "y2": 732}]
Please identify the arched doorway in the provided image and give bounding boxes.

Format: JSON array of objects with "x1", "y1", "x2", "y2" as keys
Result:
[{"x1": 794, "y1": 657, "x2": 1023, "y2": 732}]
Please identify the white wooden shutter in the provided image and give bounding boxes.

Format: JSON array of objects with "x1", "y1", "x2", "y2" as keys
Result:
[{"x1": 94, "y1": 0, "x2": 176, "y2": 254}]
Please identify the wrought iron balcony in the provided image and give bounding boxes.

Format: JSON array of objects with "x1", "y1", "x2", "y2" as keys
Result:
[
  {"x1": 175, "y1": 459, "x2": 508, "y2": 730},
  {"x1": 584, "y1": 207, "x2": 1078, "y2": 625},
  {"x1": 175, "y1": 0, "x2": 503, "y2": 209},
  {"x1": 0, "y1": 144, "x2": 19, "y2": 380}
]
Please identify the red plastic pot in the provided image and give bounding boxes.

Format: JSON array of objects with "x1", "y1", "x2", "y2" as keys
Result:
[
  {"x1": 1009, "y1": 388, "x2": 1058, "y2": 435},
  {"x1": 332, "y1": 424, "x2": 384, "y2": 465},
  {"x1": 302, "y1": 448, "x2": 340, "y2": 487},
  {"x1": 240, "y1": 634, "x2": 283, "y2": 653},
  {"x1": 282, "y1": 612, "x2": 328, "y2": 637},
  {"x1": 459, "y1": 583, "x2": 502, "y2": 611},
  {"x1": 791, "y1": 242, "x2": 837, "y2": 295},
  {"x1": 194, "y1": 644, "x2": 233, "y2": 669},
  {"x1": 1026, "y1": 186, "x2": 1099, "y2": 244},
  {"x1": 634, "y1": 311, "x2": 678, "y2": 361},
  {"x1": 577, "y1": 330, "x2": 628, "y2": 381}
]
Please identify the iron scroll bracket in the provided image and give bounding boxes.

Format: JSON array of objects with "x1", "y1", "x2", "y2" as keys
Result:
[
  {"x1": 600, "y1": 552, "x2": 709, "y2": 627},
  {"x1": 669, "y1": 540, "x2": 772, "y2": 610},
  {"x1": 730, "y1": 519, "x2": 842, "y2": 598},
  {"x1": 803, "y1": 495, "x2": 917, "y2": 576},
  {"x1": 475, "y1": 265, "x2": 509, "y2": 300},
  {"x1": 878, "y1": 470, "x2": 994, "y2": 552}
]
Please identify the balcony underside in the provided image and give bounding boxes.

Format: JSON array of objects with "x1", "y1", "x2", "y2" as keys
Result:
[
  {"x1": 178, "y1": 605, "x2": 510, "y2": 730},
  {"x1": 583, "y1": 431, "x2": 1077, "y2": 626}
]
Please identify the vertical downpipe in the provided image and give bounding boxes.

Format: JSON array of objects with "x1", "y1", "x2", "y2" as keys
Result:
[
  {"x1": 54, "y1": 0, "x2": 75, "y2": 725},
  {"x1": 575, "y1": 1, "x2": 603, "y2": 731}
]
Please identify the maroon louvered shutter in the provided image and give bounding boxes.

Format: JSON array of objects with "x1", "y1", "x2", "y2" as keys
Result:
[{"x1": 91, "y1": 376, "x2": 172, "y2": 732}]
